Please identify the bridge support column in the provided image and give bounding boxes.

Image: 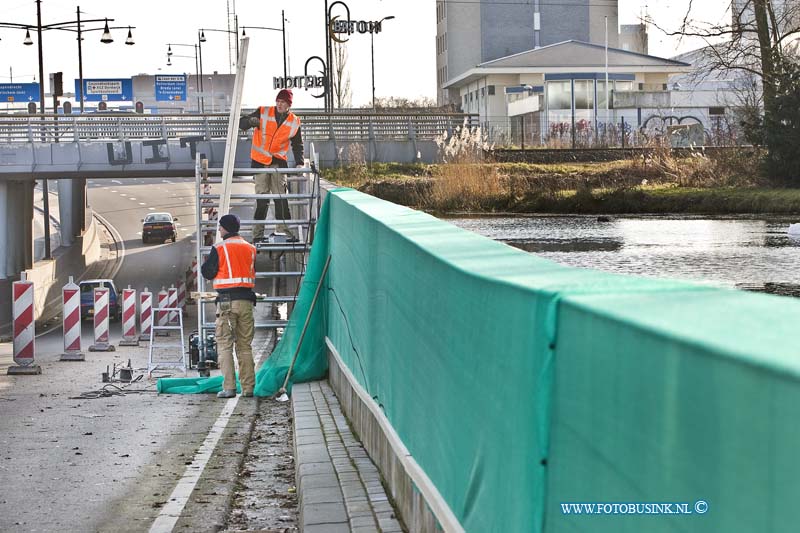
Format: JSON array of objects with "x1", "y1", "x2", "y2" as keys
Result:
[
  {"x1": 57, "y1": 179, "x2": 75, "y2": 246},
  {"x1": 3, "y1": 181, "x2": 34, "y2": 276},
  {"x1": 0, "y1": 181, "x2": 7, "y2": 279},
  {"x1": 73, "y1": 178, "x2": 87, "y2": 235}
]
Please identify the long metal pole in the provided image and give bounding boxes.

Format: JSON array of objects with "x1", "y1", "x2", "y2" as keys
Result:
[
  {"x1": 234, "y1": 15, "x2": 240, "y2": 65},
  {"x1": 282, "y1": 10, "x2": 287, "y2": 80},
  {"x1": 198, "y1": 32, "x2": 205, "y2": 113},
  {"x1": 604, "y1": 15, "x2": 609, "y2": 118},
  {"x1": 36, "y1": 0, "x2": 45, "y2": 115},
  {"x1": 371, "y1": 31, "x2": 375, "y2": 110},
  {"x1": 194, "y1": 45, "x2": 201, "y2": 113},
  {"x1": 35, "y1": 0, "x2": 51, "y2": 259},
  {"x1": 324, "y1": 0, "x2": 331, "y2": 111},
  {"x1": 77, "y1": 6, "x2": 85, "y2": 113}
]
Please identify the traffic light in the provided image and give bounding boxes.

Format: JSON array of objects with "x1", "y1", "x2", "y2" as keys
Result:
[{"x1": 50, "y1": 72, "x2": 63, "y2": 96}]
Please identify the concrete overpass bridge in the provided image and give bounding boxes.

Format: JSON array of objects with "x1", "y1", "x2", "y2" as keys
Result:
[{"x1": 0, "y1": 111, "x2": 472, "y2": 279}]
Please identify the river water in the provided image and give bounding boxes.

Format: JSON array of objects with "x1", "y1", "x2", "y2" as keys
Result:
[{"x1": 448, "y1": 215, "x2": 800, "y2": 295}]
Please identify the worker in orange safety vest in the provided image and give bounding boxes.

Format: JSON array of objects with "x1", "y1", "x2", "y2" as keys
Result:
[
  {"x1": 239, "y1": 89, "x2": 304, "y2": 243},
  {"x1": 200, "y1": 213, "x2": 257, "y2": 398}
]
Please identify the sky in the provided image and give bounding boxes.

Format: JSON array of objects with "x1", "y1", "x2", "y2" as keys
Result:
[{"x1": 0, "y1": 0, "x2": 733, "y2": 109}]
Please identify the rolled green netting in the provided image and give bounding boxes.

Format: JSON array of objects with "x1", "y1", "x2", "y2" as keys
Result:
[{"x1": 157, "y1": 189, "x2": 343, "y2": 396}]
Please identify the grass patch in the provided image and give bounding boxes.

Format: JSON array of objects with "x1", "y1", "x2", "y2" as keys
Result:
[{"x1": 323, "y1": 150, "x2": 799, "y2": 215}]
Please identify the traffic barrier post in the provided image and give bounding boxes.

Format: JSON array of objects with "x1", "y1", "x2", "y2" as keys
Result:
[
  {"x1": 156, "y1": 287, "x2": 169, "y2": 336},
  {"x1": 139, "y1": 288, "x2": 153, "y2": 341},
  {"x1": 60, "y1": 275, "x2": 84, "y2": 361},
  {"x1": 89, "y1": 287, "x2": 115, "y2": 352},
  {"x1": 119, "y1": 286, "x2": 139, "y2": 346},
  {"x1": 168, "y1": 285, "x2": 179, "y2": 327},
  {"x1": 177, "y1": 279, "x2": 187, "y2": 317},
  {"x1": 8, "y1": 272, "x2": 41, "y2": 375}
]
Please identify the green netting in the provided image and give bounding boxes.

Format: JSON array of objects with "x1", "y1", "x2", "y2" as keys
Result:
[
  {"x1": 160, "y1": 187, "x2": 800, "y2": 532},
  {"x1": 546, "y1": 289, "x2": 800, "y2": 532},
  {"x1": 157, "y1": 189, "x2": 340, "y2": 396}
]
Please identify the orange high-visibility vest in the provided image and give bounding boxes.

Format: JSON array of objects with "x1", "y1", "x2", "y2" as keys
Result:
[
  {"x1": 250, "y1": 106, "x2": 301, "y2": 165},
  {"x1": 213, "y1": 236, "x2": 256, "y2": 289}
]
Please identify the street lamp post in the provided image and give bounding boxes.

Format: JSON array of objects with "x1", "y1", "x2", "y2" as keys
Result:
[
  {"x1": 167, "y1": 43, "x2": 202, "y2": 113},
  {"x1": 0, "y1": 1, "x2": 133, "y2": 260},
  {"x1": 199, "y1": 22, "x2": 240, "y2": 71},
  {"x1": 242, "y1": 10, "x2": 288, "y2": 80},
  {"x1": 370, "y1": 15, "x2": 395, "y2": 110}
]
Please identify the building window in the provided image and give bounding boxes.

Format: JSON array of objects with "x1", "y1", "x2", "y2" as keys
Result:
[
  {"x1": 546, "y1": 81, "x2": 571, "y2": 111},
  {"x1": 488, "y1": 85, "x2": 495, "y2": 95},
  {"x1": 547, "y1": 80, "x2": 572, "y2": 125},
  {"x1": 709, "y1": 107, "x2": 726, "y2": 116}
]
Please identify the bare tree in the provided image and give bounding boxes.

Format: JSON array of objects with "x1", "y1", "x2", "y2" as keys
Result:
[
  {"x1": 332, "y1": 41, "x2": 352, "y2": 109},
  {"x1": 649, "y1": 0, "x2": 800, "y2": 178}
]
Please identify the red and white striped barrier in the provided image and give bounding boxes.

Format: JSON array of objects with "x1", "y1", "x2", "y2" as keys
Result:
[
  {"x1": 60, "y1": 276, "x2": 84, "y2": 362},
  {"x1": 9, "y1": 273, "x2": 41, "y2": 375},
  {"x1": 168, "y1": 285, "x2": 179, "y2": 326},
  {"x1": 139, "y1": 288, "x2": 153, "y2": 341},
  {"x1": 89, "y1": 287, "x2": 114, "y2": 352},
  {"x1": 156, "y1": 287, "x2": 169, "y2": 336},
  {"x1": 177, "y1": 279, "x2": 187, "y2": 316},
  {"x1": 188, "y1": 259, "x2": 198, "y2": 292},
  {"x1": 119, "y1": 286, "x2": 139, "y2": 347}
]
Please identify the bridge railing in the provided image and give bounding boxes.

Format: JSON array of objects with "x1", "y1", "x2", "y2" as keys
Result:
[{"x1": 0, "y1": 112, "x2": 477, "y2": 144}]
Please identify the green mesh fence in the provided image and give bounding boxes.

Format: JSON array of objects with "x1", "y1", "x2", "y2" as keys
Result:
[{"x1": 161, "y1": 188, "x2": 800, "y2": 532}]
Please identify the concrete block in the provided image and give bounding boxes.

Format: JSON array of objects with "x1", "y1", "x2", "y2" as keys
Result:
[
  {"x1": 299, "y1": 461, "x2": 336, "y2": 478},
  {"x1": 303, "y1": 485, "x2": 344, "y2": 505},
  {"x1": 294, "y1": 415, "x2": 322, "y2": 430},
  {"x1": 350, "y1": 515, "x2": 378, "y2": 528},
  {"x1": 298, "y1": 473, "x2": 340, "y2": 491},
  {"x1": 302, "y1": 502, "x2": 348, "y2": 525},
  {"x1": 303, "y1": 523, "x2": 350, "y2": 533}
]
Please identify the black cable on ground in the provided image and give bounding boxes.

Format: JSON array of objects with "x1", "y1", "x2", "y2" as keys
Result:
[{"x1": 69, "y1": 379, "x2": 158, "y2": 400}]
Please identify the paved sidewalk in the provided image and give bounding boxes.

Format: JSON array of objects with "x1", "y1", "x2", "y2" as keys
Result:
[{"x1": 293, "y1": 381, "x2": 405, "y2": 533}]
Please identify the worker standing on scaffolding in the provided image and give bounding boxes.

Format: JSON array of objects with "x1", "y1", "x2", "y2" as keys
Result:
[
  {"x1": 201, "y1": 213, "x2": 257, "y2": 398},
  {"x1": 239, "y1": 88, "x2": 304, "y2": 243}
]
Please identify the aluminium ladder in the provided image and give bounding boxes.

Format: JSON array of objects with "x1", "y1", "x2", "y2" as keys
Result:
[{"x1": 148, "y1": 307, "x2": 187, "y2": 375}]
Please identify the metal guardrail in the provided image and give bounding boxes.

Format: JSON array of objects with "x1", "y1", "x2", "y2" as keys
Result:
[{"x1": 0, "y1": 112, "x2": 477, "y2": 144}]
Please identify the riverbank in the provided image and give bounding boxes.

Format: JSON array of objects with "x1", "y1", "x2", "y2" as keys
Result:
[{"x1": 324, "y1": 154, "x2": 800, "y2": 215}]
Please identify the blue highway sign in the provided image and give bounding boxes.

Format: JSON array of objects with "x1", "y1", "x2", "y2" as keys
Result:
[
  {"x1": 155, "y1": 75, "x2": 187, "y2": 102},
  {"x1": 76, "y1": 78, "x2": 133, "y2": 102},
  {"x1": 0, "y1": 83, "x2": 41, "y2": 102}
]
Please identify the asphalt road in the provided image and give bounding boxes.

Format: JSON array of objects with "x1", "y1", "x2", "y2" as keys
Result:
[{"x1": 0, "y1": 178, "x2": 233, "y2": 533}]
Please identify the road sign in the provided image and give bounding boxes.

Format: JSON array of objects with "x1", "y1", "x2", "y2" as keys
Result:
[
  {"x1": 75, "y1": 78, "x2": 133, "y2": 102},
  {"x1": 155, "y1": 75, "x2": 187, "y2": 102},
  {"x1": 0, "y1": 83, "x2": 40, "y2": 103}
]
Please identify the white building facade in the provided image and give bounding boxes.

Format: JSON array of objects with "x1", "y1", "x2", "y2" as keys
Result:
[{"x1": 436, "y1": 0, "x2": 619, "y2": 106}]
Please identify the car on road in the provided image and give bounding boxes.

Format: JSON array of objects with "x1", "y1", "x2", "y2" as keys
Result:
[
  {"x1": 142, "y1": 212, "x2": 178, "y2": 244},
  {"x1": 79, "y1": 279, "x2": 122, "y2": 321}
]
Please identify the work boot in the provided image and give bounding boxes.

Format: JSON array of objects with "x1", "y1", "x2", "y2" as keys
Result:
[
  {"x1": 242, "y1": 391, "x2": 254, "y2": 398},
  {"x1": 216, "y1": 389, "x2": 236, "y2": 399}
]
